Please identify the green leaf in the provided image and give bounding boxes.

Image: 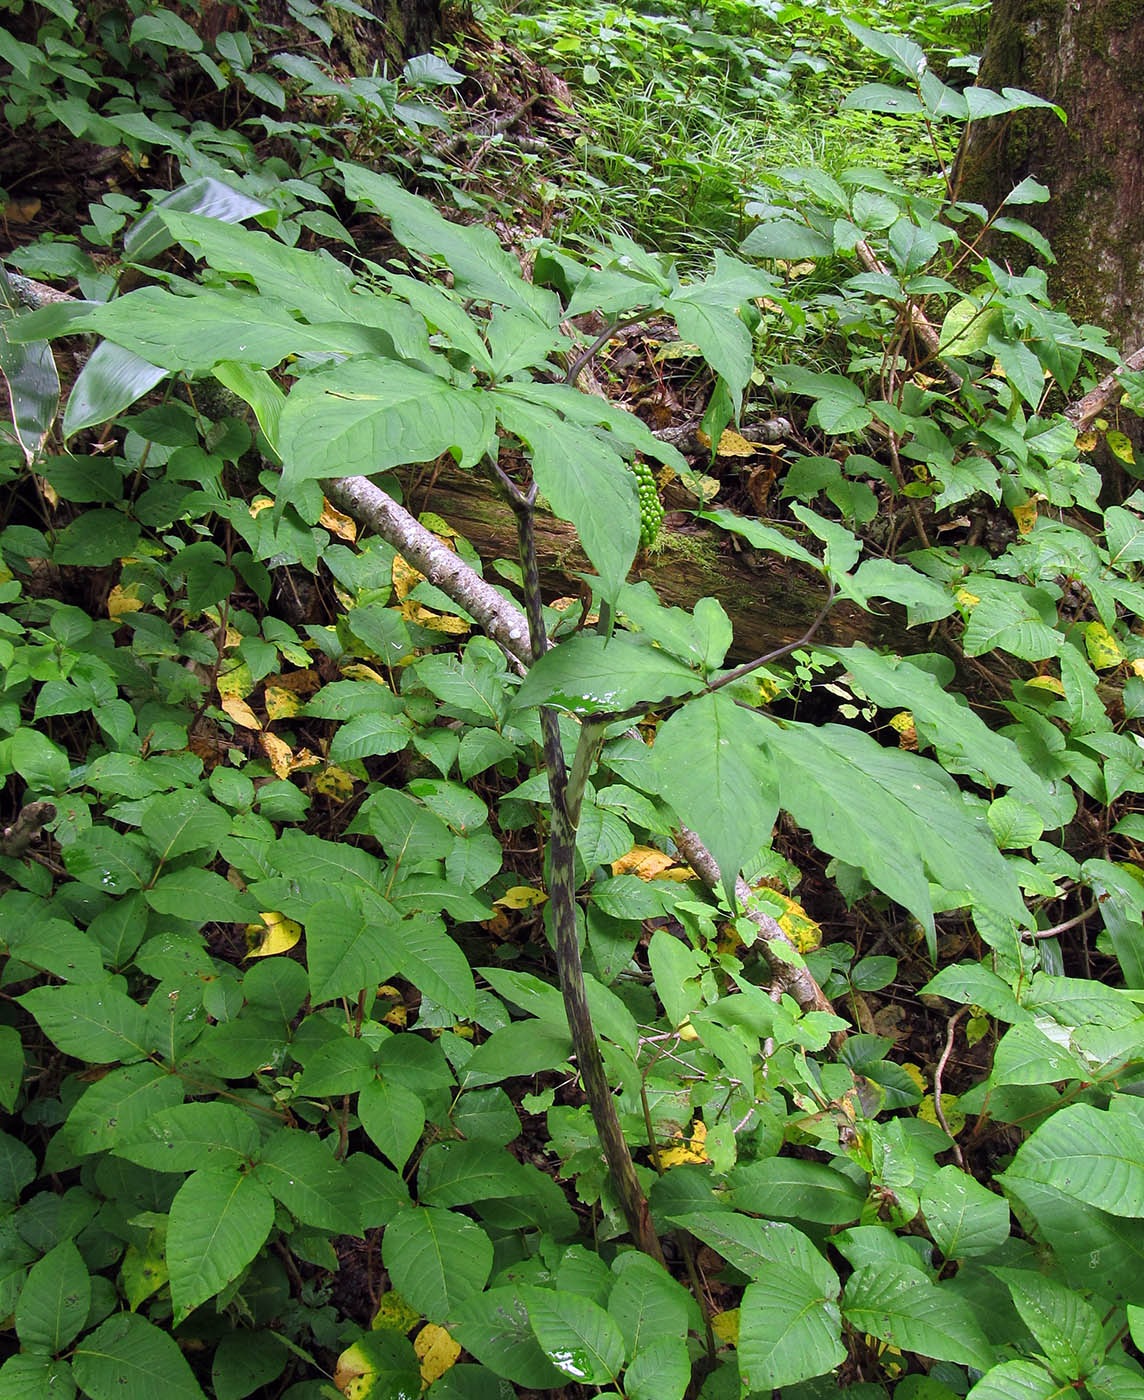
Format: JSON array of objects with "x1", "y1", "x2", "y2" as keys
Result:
[
  {"x1": 0, "y1": 264, "x2": 60, "y2": 463},
  {"x1": 625, "y1": 1338, "x2": 690, "y2": 1400},
  {"x1": 330, "y1": 1333, "x2": 420, "y2": 1400},
  {"x1": 72, "y1": 1312, "x2": 207, "y2": 1400},
  {"x1": 842, "y1": 1264, "x2": 994, "y2": 1370},
  {"x1": 381, "y1": 1207, "x2": 492, "y2": 1320},
  {"x1": 738, "y1": 1254, "x2": 846, "y2": 1391},
  {"x1": 253, "y1": 1127, "x2": 361, "y2": 1233},
  {"x1": 338, "y1": 163, "x2": 558, "y2": 323},
  {"x1": 114, "y1": 1102, "x2": 261, "y2": 1171},
  {"x1": 210, "y1": 1332, "x2": 287, "y2": 1400},
  {"x1": 741, "y1": 219, "x2": 833, "y2": 260},
  {"x1": 964, "y1": 1360, "x2": 1063, "y2": 1400},
  {"x1": 358, "y1": 1076, "x2": 425, "y2": 1171},
  {"x1": 305, "y1": 895, "x2": 401, "y2": 1004},
  {"x1": 730, "y1": 1159, "x2": 864, "y2": 1224},
  {"x1": 124, "y1": 179, "x2": 271, "y2": 265},
  {"x1": 992, "y1": 1268, "x2": 1102, "y2": 1381},
  {"x1": 328, "y1": 712, "x2": 411, "y2": 761},
  {"x1": 278, "y1": 359, "x2": 495, "y2": 502},
  {"x1": 0, "y1": 1026, "x2": 24, "y2": 1112},
  {"x1": 143, "y1": 868, "x2": 259, "y2": 923},
  {"x1": 167, "y1": 1167, "x2": 275, "y2": 1319},
  {"x1": 523, "y1": 1288, "x2": 625, "y2": 1385},
  {"x1": 18, "y1": 983, "x2": 150, "y2": 1064},
  {"x1": 140, "y1": 791, "x2": 231, "y2": 861},
  {"x1": 842, "y1": 19, "x2": 926, "y2": 79},
  {"x1": 53, "y1": 509, "x2": 140, "y2": 565},
  {"x1": 15, "y1": 1239, "x2": 90, "y2": 1352},
  {"x1": 395, "y1": 917, "x2": 475, "y2": 1018},
  {"x1": 653, "y1": 692, "x2": 778, "y2": 897},
  {"x1": 451, "y1": 1288, "x2": 566, "y2": 1388},
  {"x1": 1001, "y1": 1104, "x2": 1144, "y2": 1215},
  {"x1": 130, "y1": 10, "x2": 203, "y2": 50},
  {"x1": 609, "y1": 1251, "x2": 697, "y2": 1357},
  {"x1": 68, "y1": 1062, "x2": 185, "y2": 1155},
  {"x1": 921, "y1": 1165, "x2": 1011, "y2": 1260},
  {"x1": 763, "y1": 720, "x2": 1028, "y2": 954},
  {"x1": 514, "y1": 633, "x2": 701, "y2": 716},
  {"x1": 62, "y1": 342, "x2": 166, "y2": 440},
  {"x1": 462, "y1": 1020, "x2": 572, "y2": 1082},
  {"x1": 0, "y1": 1354, "x2": 76, "y2": 1400},
  {"x1": 418, "y1": 1140, "x2": 528, "y2": 1207},
  {"x1": 494, "y1": 393, "x2": 640, "y2": 602}
]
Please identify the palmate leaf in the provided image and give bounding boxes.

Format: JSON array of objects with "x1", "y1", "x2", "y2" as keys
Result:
[
  {"x1": 760, "y1": 719, "x2": 1028, "y2": 954},
  {"x1": 167, "y1": 1166, "x2": 275, "y2": 1319}
]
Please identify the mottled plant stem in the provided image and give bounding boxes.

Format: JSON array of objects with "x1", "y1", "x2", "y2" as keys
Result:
[{"x1": 492, "y1": 460, "x2": 664, "y2": 1262}]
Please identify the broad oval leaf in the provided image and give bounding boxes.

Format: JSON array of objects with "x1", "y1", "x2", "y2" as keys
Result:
[
  {"x1": 514, "y1": 633, "x2": 702, "y2": 716},
  {"x1": 167, "y1": 1166, "x2": 275, "y2": 1319},
  {"x1": 381, "y1": 1206, "x2": 492, "y2": 1320}
]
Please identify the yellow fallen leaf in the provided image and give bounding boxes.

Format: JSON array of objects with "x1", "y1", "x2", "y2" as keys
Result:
[
  {"x1": 955, "y1": 587, "x2": 980, "y2": 610},
  {"x1": 494, "y1": 885, "x2": 548, "y2": 909},
  {"x1": 392, "y1": 554, "x2": 424, "y2": 601},
  {"x1": 715, "y1": 428, "x2": 756, "y2": 458},
  {"x1": 244, "y1": 911, "x2": 302, "y2": 958},
  {"x1": 320, "y1": 499, "x2": 357, "y2": 541},
  {"x1": 1076, "y1": 430, "x2": 1098, "y2": 452},
  {"x1": 1025, "y1": 674, "x2": 1065, "y2": 695},
  {"x1": 711, "y1": 1309, "x2": 740, "y2": 1347},
  {"x1": 220, "y1": 695, "x2": 262, "y2": 730},
  {"x1": 371, "y1": 1290, "x2": 420, "y2": 1334},
  {"x1": 1085, "y1": 620, "x2": 1123, "y2": 670},
  {"x1": 676, "y1": 1017, "x2": 700, "y2": 1043},
  {"x1": 259, "y1": 731, "x2": 293, "y2": 778},
  {"x1": 659, "y1": 1119, "x2": 708, "y2": 1166},
  {"x1": 414, "y1": 1324, "x2": 460, "y2": 1385},
  {"x1": 612, "y1": 845, "x2": 677, "y2": 880},
  {"x1": 249, "y1": 497, "x2": 274, "y2": 517},
  {"x1": 108, "y1": 584, "x2": 145, "y2": 620},
  {"x1": 265, "y1": 685, "x2": 304, "y2": 720},
  {"x1": 1133, "y1": 659, "x2": 1144, "y2": 679},
  {"x1": 340, "y1": 663, "x2": 391, "y2": 686}
]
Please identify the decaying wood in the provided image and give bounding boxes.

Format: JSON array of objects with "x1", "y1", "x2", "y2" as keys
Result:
[
  {"x1": 400, "y1": 457, "x2": 900, "y2": 661},
  {"x1": 1066, "y1": 344, "x2": 1144, "y2": 431}
]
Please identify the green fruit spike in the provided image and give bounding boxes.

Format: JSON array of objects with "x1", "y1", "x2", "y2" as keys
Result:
[{"x1": 630, "y1": 459, "x2": 663, "y2": 547}]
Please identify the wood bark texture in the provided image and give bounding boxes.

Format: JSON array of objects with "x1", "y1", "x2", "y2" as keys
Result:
[{"x1": 955, "y1": 0, "x2": 1144, "y2": 354}]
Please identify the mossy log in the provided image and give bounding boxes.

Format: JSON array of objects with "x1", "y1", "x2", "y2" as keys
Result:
[{"x1": 401, "y1": 460, "x2": 904, "y2": 662}]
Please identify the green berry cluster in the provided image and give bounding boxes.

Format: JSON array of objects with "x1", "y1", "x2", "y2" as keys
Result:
[{"x1": 631, "y1": 459, "x2": 664, "y2": 547}]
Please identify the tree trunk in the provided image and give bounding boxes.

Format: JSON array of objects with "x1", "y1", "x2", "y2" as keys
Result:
[
  {"x1": 954, "y1": 0, "x2": 1144, "y2": 355},
  {"x1": 376, "y1": 0, "x2": 445, "y2": 56}
]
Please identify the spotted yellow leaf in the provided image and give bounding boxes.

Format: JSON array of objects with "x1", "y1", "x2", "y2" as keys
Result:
[
  {"x1": 612, "y1": 845, "x2": 677, "y2": 880},
  {"x1": 312, "y1": 767, "x2": 352, "y2": 800},
  {"x1": 889, "y1": 710, "x2": 917, "y2": 750},
  {"x1": 494, "y1": 885, "x2": 548, "y2": 909},
  {"x1": 415, "y1": 1324, "x2": 461, "y2": 1385},
  {"x1": 249, "y1": 497, "x2": 274, "y2": 517},
  {"x1": 1085, "y1": 620, "x2": 1123, "y2": 670},
  {"x1": 711, "y1": 1309, "x2": 740, "y2": 1347},
  {"x1": 715, "y1": 429, "x2": 756, "y2": 458},
  {"x1": 320, "y1": 499, "x2": 357, "y2": 542},
  {"x1": 217, "y1": 659, "x2": 254, "y2": 700},
  {"x1": 1106, "y1": 430, "x2": 1136, "y2": 466},
  {"x1": 1076, "y1": 430, "x2": 1098, "y2": 452},
  {"x1": 402, "y1": 601, "x2": 469, "y2": 634},
  {"x1": 901, "y1": 1062, "x2": 926, "y2": 1092},
  {"x1": 955, "y1": 587, "x2": 980, "y2": 610},
  {"x1": 259, "y1": 731, "x2": 293, "y2": 778},
  {"x1": 1011, "y1": 498, "x2": 1038, "y2": 534},
  {"x1": 920, "y1": 1092, "x2": 965, "y2": 1136},
  {"x1": 418, "y1": 511, "x2": 457, "y2": 538},
  {"x1": 1025, "y1": 674, "x2": 1065, "y2": 695},
  {"x1": 220, "y1": 695, "x2": 261, "y2": 730},
  {"x1": 265, "y1": 685, "x2": 304, "y2": 720},
  {"x1": 340, "y1": 663, "x2": 391, "y2": 686},
  {"x1": 244, "y1": 911, "x2": 302, "y2": 958},
  {"x1": 371, "y1": 1290, "x2": 420, "y2": 1334}
]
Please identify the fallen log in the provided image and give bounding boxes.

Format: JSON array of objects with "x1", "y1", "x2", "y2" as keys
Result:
[{"x1": 398, "y1": 459, "x2": 903, "y2": 661}]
